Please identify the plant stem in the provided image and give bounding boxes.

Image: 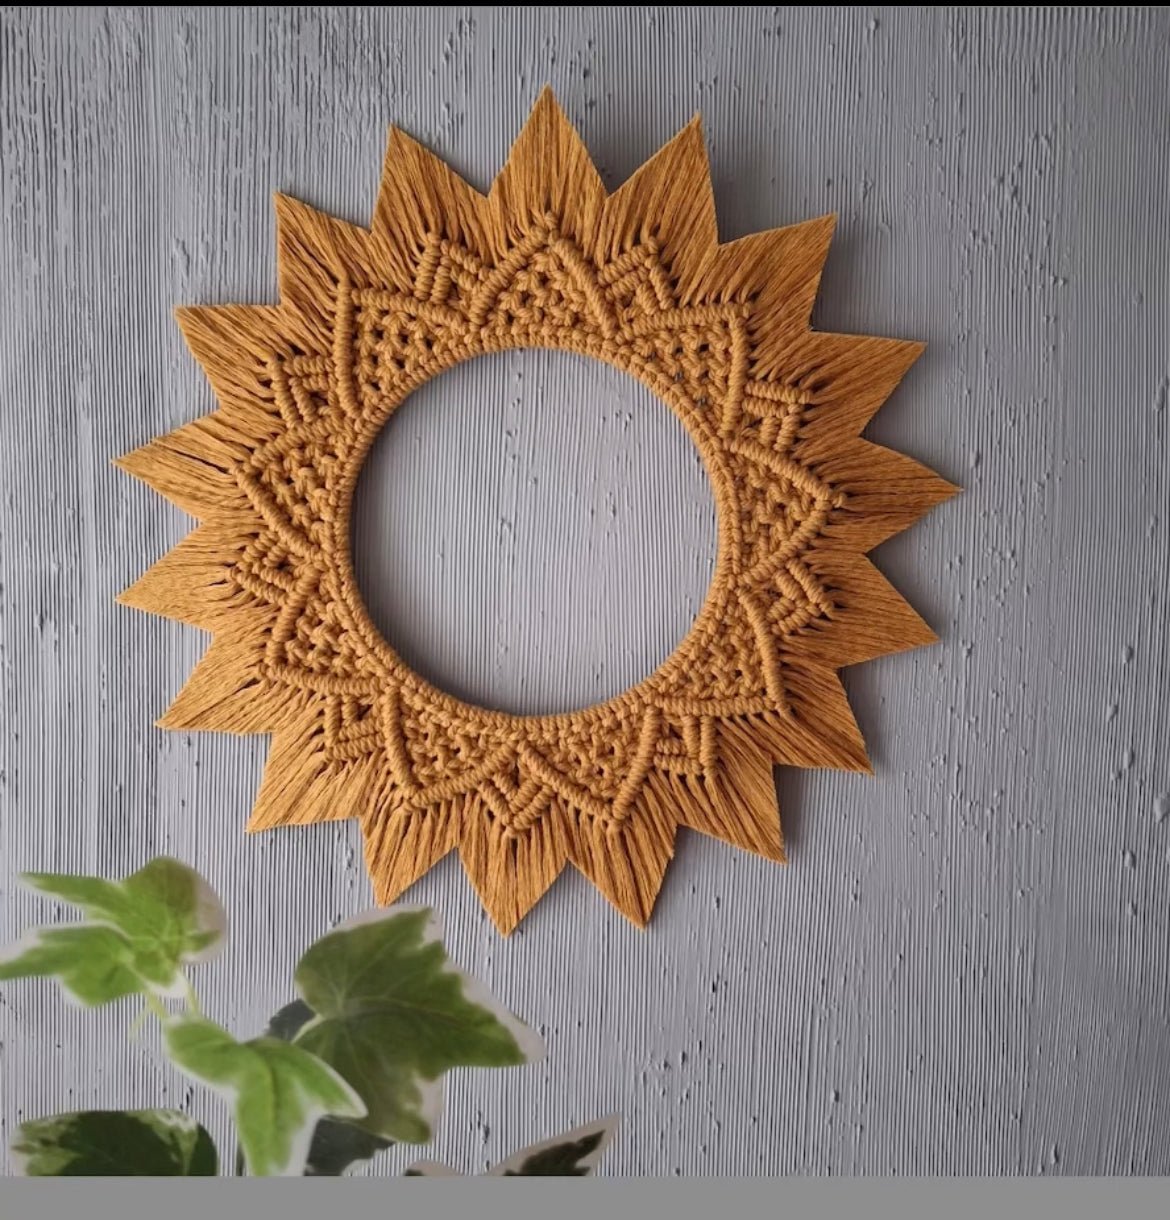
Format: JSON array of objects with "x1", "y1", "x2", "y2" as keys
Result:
[
  {"x1": 144, "y1": 992, "x2": 169, "y2": 1023},
  {"x1": 128, "y1": 1004, "x2": 151, "y2": 1040},
  {"x1": 183, "y1": 975, "x2": 203, "y2": 1017}
]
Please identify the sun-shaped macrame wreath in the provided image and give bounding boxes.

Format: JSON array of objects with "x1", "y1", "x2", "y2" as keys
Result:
[{"x1": 118, "y1": 90, "x2": 956, "y2": 933}]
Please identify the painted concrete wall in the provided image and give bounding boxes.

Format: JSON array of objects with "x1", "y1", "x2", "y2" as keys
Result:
[{"x1": 1, "y1": 6, "x2": 1168, "y2": 1175}]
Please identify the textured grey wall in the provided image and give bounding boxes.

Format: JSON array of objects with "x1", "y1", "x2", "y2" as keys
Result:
[
  {"x1": 353, "y1": 349, "x2": 718, "y2": 716},
  {"x1": 1, "y1": 6, "x2": 1168, "y2": 1176}
]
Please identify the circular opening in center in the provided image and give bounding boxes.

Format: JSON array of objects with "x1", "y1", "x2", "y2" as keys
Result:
[{"x1": 352, "y1": 348, "x2": 718, "y2": 716}]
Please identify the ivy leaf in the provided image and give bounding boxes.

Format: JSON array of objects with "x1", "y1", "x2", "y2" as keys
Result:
[
  {"x1": 264, "y1": 1000, "x2": 393, "y2": 1176},
  {"x1": 12, "y1": 1109, "x2": 217, "y2": 1176},
  {"x1": 494, "y1": 1117, "x2": 617, "y2": 1176},
  {"x1": 24, "y1": 857, "x2": 226, "y2": 975},
  {"x1": 406, "y1": 1116, "x2": 618, "y2": 1177},
  {"x1": 301, "y1": 1118, "x2": 393, "y2": 1177},
  {"x1": 291, "y1": 907, "x2": 542, "y2": 1144},
  {"x1": 0, "y1": 857, "x2": 227, "y2": 1003},
  {"x1": 403, "y1": 1161, "x2": 460, "y2": 1177},
  {"x1": 265, "y1": 998, "x2": 315, "y2": 1042},
  {"x1": 164, "y1": 1015, "x2": 365, "y2": 1177},
  {"x1": 0, "y1": 926, "x2": 158, "y2": 1006}
]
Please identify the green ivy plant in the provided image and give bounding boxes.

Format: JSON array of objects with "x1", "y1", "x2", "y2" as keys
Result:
[
  {"x1": 0, "y1": 857, "x2": 617, "y2": 1177},
  {"x1": 406, "y1": 1117, "x2": 616, "y2": 1177}
]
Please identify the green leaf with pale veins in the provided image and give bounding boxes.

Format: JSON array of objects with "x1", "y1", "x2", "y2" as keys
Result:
[
  {"x1": 266, "y1": 998, "x2": 315, "y2": 1042},
  {"x1": 406, "y1": 1116, "x2": 618, "y2": 1177},
  {"x1": 22, "y1": 857, "x2": 226, "y2": 986},
  {"x1": 164, "y1": 1015, "x2": 365, "y2": 1177},
  {"x1": 291, "y1": 907, "x2": 543, "y2": 1145},
  {"x1": 0, "y1": 857, "x2": 227, "y2": 1004},
  {"x1": 495, "y1": 1118, "x2": 616, "y2": 1176},
  {"x1": 0, "y1": 926, "x2": 153, "y2": 1006},
  {"x1": 263, "y1": 1000, "x2": 393, "y2": 1176},
  {"x1": 302, "y1": 1117, "x2": 393, "y2": 1177},
  {"x1": 12, "y1": 1109, "x2": 217, "y2": 1176}
]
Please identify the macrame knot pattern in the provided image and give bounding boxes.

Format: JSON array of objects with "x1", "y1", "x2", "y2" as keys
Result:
[{"x1": 118, "y1": 89, "x2": 956, "y2": 933}]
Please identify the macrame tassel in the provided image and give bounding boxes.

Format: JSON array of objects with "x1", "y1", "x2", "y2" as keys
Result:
[
  {"x1": 362, "y1": 794, "x2": 463, "y2": 903},
  {"x1": 568, "y1": 790, "x2": 678, "y2": 929},
  {"x1": 459, "y1": 796, "x2": 570, "y2": 935}
]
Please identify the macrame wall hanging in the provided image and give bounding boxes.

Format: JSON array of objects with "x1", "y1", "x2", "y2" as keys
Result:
[{"x1": 118, "y1": 89, "x2": 955, "y2": 934}]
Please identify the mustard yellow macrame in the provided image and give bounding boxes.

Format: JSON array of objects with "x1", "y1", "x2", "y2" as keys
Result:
[{"x1": 118, "y1": 89, "x2": 956, "y2": 933}]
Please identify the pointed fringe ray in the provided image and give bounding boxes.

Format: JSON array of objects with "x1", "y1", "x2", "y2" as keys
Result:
[
  {"x1": 247, "y1": 711, "x2": 380, "y2": 832},
  {"x1": 117, "y1": 518, "x2": 258, "y2": 628},
  {"x1": 117, "y1": 88, "x2": 955, "y2": 933},
  {"x1": 362, "y1": 793, "x2": 462, "y2": 906},
  {"x1": 490, "y1": 86, "x2": 606, "y2": 246},
  {"x1": 817, "y1": 439, "x2": 960, "y2": 551},
  {"x1": 115, "y1": 417, "x2": 254, "y2": 520},
  {"x1": 683, "y1": 215, "x2": 836, "y2": 353},
  {"x1": 158, "y1": 619, "x2": 300, "y2": 735},
  {"x1": 595, "y1": 118, "x2": 717, "y2": 274},
  {"x1": 793, "y1": 552, "x2": 938, "y2": 668},
  {"x1": 273, "y1": 193, "x2": 388, "y2": 342},
  {"x1": 567, "y1": 794, "x2": 679, "y2": 928},
  {"x1": 175, "y1": 305, "x2": 314, "y2": 428},
  {"x1": 761, "y1": 331, "x2": 924, "y2": 429},
  {"x1": 374, "y1": 127, "x2": 496, "y2": 278},
  {"x1": 459, "y1": 798, "x2": 571, "y2": 935},
  {"x1": 740, "y1": 671, "x2": 872, "y2": 773},
  {"x1": 648, "y1": 739, "x2": 785, "y2": 865}
]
